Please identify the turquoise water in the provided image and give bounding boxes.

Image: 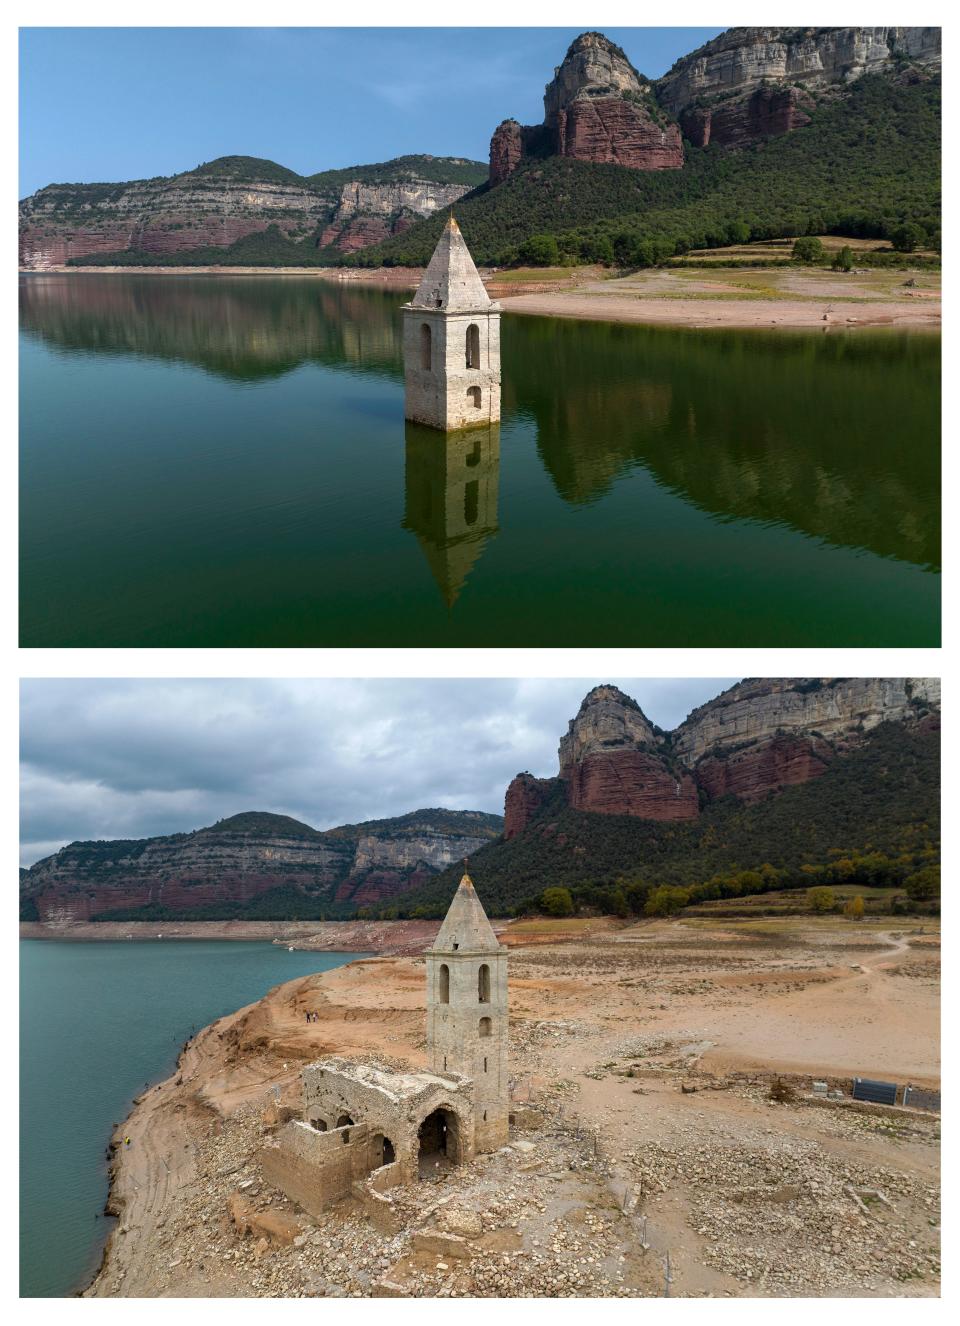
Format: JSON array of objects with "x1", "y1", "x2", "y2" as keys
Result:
[
  {"x1": 19, "y1": 940, "x2": 365, "y2": 1297},
  {"x1": 19, "y1": 274, "x2": 940, "y2": 646}
]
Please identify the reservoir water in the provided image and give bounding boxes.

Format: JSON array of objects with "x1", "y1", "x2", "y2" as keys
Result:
[
  {"x1": 20, "y1": 274, "x2": 939, "y2": 646},
  {"x1": 19, "y1": 939, "x2": 366, "y2": 1297}
]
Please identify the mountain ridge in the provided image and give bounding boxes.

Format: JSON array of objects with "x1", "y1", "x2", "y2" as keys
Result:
[{"x1": 19, "y1": 807, "x2": 503, "y2": 923}]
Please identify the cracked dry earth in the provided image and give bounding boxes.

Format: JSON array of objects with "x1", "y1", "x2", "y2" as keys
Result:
[{"x1": 89, "y1": 917, "x2": 940, "y2": 1298}]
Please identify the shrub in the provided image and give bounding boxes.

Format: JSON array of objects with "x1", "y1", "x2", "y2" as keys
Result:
[
  {"x1": 807, "y1": 886, "x2": 836, "y2": 913},
  {"x1": 541, "y1": 886, "x2": 574, "y2": 917},
  {"x1": 792, "y1": 236, "x2": 824, "y2": 263},
  {"x1": 832, "y1": 245, "x2": 855, "y2": 272},
  {"x1": 843, "y1": 894, "x2": 865, "y2": 919}
]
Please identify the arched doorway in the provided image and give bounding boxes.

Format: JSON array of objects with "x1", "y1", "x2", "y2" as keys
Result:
[
  {"x1": 336, "y1": 1113, "x2": 354, "y2": 1128},
  {"x1": 371, "y1": 1133, "x2": 396, "y2": 1168},
  {"x1": 417, "y1": 1106, "x2": 461, "y2": 1178}
]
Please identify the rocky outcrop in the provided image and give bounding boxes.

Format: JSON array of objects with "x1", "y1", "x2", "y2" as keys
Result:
[
  {"x1": 503, "y1": 679, "x2": 940, "y2": 832},
  {"x1": 318, "y1": 180, "x2": 472, "y2": 251},
  {"x1": 19, "y1": 156, "x2": 485, "y2": 268},
  {"x1": 672, "y1": 678, "x2": 941, "y2": 765},
  {"x1": 19, "y1": 809, "x2": 503, "y2": 922},
  {"x1": 678, "y1": 85, "x2": 814, "y2": 148},
  {"x1": 489, "y1": 32, "x2": 682, "y2": 185},
  {"x1": 564, "y1": 751, "x2": 699, "y2": 820},
  {"x1": 658, "y1": 27, "x2": 941, "y2": 147},
  {"x1": 504, "y1": 773, "x2": 560, "y2": 839}
]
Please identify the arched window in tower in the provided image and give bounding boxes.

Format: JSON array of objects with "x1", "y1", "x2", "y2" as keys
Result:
[
  {"x1": 467, "y1": 386, "x2": 482, "y2": 409},
  {"x1": 479, "y1": 1016, "x2": 492, "y2": 1037},
  {"x1": 439, "y1": 963, "x2": 450, "y2": 1003},
  {"x1": 478, "y1": 963, "x2": 490, "y2": 1004},
  {"x1": 466, "y1": 323, "x2": 480, "y2": 369},
  {"x1": 420, "y1": 322, "x2": 432, "y2": 370}
]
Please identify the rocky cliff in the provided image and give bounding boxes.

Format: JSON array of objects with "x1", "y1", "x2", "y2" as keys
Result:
[
  {"x1": 488, "y1": 27, "x2": 941, "y2": 186},
  {"x1": 489, "y1": 32, "x2": 682, "y2": 185},
  {"x1": 657, "y1": 27, "x2": 941, "y2": 148},
  {"x1": 19, "y1": 808, "x2": 502, "y2": 922},
  {"x1": 504, "y1": 679, "x2": 940, "y2": 834},
  {"x1": 19, "y1": 155, "x2": 485, "y2": 269}
]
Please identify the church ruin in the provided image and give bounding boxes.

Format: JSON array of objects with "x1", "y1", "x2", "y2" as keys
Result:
[
  {"x1": 262, "y1": 874, "x2": 509, "y2": 1224},
  {"x1": 402, "y1": 218, "x2": 502, "y2": 431}
]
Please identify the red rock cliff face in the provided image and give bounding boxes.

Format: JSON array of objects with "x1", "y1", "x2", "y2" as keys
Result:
[
  {"x1": 503, "y1": 678, "x2": 941, "y2": 834},
  {"x1": 504, "y1": 774, "x2": 560, "y2": 839},
  {"x1": 564, "y1": 750, "x2": 699, "y2": 819},
  {"x1": 679, "y1": 86, "x2": 812, "y2": 149},
  {"x1": 694, "y1": 735, "x2": 833, "y2": 804},
  {"x1": 489, "y1": 32, "x2": 683, "y2": 184},
  {"x1": 555, "y1": 98, "x2": 682, "y2": 169}
]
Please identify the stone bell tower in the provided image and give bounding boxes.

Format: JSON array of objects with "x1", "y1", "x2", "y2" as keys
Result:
[
  {"x1": 425, "y1": 873, "x2": 509, "y2": 1152},
  {"x1": 402, "y1": 218, "x2": 501, "y2": 432}
]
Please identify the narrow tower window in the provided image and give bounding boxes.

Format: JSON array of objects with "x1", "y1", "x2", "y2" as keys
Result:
[
  {"x1": 478, "y1": 963, "x2": 490, "y2": 1003},
  {"x1": 467, "y1": 386, "x2": 482, "y2": 409},
  {"x1": 479, "y1": 1016, "x2": 492, "y2": 1037},
  {"x1": 439, "y1": 963, "x2": 450, "y2": 1003},
  {"x1": 466, "y1": 323, "x2": 480, "y2": 368},
  {"x1": 420, "y1": 323, "x2": 432, "y2": 370}
]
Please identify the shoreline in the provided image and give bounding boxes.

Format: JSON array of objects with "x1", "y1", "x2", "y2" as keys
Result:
[
  {"x1": 19, "y1": 918, "x2": 452, "y2": 957},
  {"x1": 19, "y1": 264, "x2": 940, "y2": 330}
]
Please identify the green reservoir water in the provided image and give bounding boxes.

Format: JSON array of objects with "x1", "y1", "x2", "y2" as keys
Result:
[
  {"x1": 19, "y1": 939, "x2": 365, "y2": 1297},
  {"x1": 20, "y1": 274, "x2": 939, "y2": 646}
]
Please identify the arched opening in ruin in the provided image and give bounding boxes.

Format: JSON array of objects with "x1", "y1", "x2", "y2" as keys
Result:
[
  {"x1": 479, "y1": 1016, "x2": 492, "y2": 1037},
  {"x1": 417, "y1": 1106, "x2": 462, "y2": 1178},
  {"x1": 466, "y1": 324, "x2": 480, "y2": 369},
  {"x1": 420, "y1": 323, "x2": 432, "y2": 370},
  {"x1": 336, "y1": 1113, "x2": 354, "y2": 1129},
  {"x1": 467, "y1": 386, "x2": 482, "y2": 410},
  {"x1": 439, "y1": 963, "x2": 449, "y2": 1003},
  {"x1": 478, "y1": 963, "x2": 491, "y2": 1003},
  {"x1": 372, "y1": 1133, "x2": 396, "y2": 1168},
  {"x1": 310, "y1": 1116, "x2": 328, "y2": 1131}
]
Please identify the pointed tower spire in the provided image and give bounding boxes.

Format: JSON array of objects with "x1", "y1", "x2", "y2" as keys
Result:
[
  {"x1": 410, "y1": 216, "x2": 492, "y2": 313},
  {"x1": 430, "y1": 873, "x2": 500, "y2": 953}
]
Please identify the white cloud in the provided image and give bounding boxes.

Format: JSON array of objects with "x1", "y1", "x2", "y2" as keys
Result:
[{"x1": 20, "y1": 678, "x2": 737, "y2": 866}]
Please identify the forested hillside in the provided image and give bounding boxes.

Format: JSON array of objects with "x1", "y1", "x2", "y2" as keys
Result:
[
  {"x1": 378, "y1": 722, "x2": 940, "y2": 919},
  {"x1": 356, "y1": 75, "x2": 940, "y2": 268}
]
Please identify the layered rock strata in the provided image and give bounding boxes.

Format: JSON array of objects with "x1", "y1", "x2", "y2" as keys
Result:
[
  {"x1": 20, "y1": 810, "x2": 502, "y2": 922},
  {"x1": 658, "y1": 26, "x2": 941, "y2": 148},
  {"x1": 489, "y1": 31, "x2": 682, "y2": 185}
]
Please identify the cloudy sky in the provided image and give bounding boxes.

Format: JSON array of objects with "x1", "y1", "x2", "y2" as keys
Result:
[{"x1": 20, "y1": 678, "x2": 737, "y2": 866}]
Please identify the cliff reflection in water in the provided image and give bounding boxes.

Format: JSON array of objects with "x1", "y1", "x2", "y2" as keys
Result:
[
  {"x1": 20, "y1": 274, "x2": 938, "y2": 576},
  {"x1": 403, "y1": 424, "x2": 500, "y2": 607}
]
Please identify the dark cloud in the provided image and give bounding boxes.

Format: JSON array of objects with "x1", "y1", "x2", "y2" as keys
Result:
[{"x1": 20, "y1": 678, "x2": 737, "y2": 866}]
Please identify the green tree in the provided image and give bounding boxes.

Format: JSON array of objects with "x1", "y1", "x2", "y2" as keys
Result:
[
  {"x1": 890, "y1": 221, "x2": 926, "y2": 253},
  {"x1": 807, "y1": 886, "x2": 836, "y2": 913},
  {"x1": 644, "y1": 885, "x2": 691, "y2": 917},
  {"x1": 904, "y1": 865, "x2": 939, "y2": 902},
  {"x1": 541, "y1": 886, "x2": 574, "y2": 917},
  {"x1": 610, "y1": 887, "x2": 630, "y2": 918},
  {"x1": 519, "y1": 233, "x2": 560, "y2": 266},
  {"x1": 832, "y1": 245, "x2": 855, "y2": 272},
  {"x1": 792, "y1": 236, "x2": 825, "y2": 263}
]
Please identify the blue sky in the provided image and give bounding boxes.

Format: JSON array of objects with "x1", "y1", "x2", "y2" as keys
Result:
[{"x1": 19, "y1": 27, "x2": 723, "y2": 196}]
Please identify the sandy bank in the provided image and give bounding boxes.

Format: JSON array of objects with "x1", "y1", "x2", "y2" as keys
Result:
[
  {"x1": 498, "y1": 290, "x2": 941, "y2": 330},
  {"x1": 89, "y1": 916, "x2": 939, "y2": 1297}
]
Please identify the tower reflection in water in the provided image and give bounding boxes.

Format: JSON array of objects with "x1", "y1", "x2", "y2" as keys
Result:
[{"x1": 402, "y1": 422, "x2": 500, "y2": 608}]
